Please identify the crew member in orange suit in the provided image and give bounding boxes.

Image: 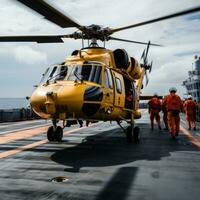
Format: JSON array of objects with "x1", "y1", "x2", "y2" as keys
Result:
[
  {"x1": 162, "y1": 96, "x2": 169, "y2": 130},
  {"x1": 183, "y1": 95, "x2": 196, "y2": 130},
  {"x1": 164, "y1": 87, "x2": 183, "y2": 139},
  {"x1": 148, "y1": 94, "x2": 162, "y2": 131}
]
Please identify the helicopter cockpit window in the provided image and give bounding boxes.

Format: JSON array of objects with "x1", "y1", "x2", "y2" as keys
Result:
[
  {"x1": 40, "y1": 67, "x2": 50, "y2": 83},
  {"x1": 39, "y1": 65, "x2": 69, "y2": 84},
  {"x1": 68, "y1": 64, "x2": 102, "y2": 85},
  {"x1": 54, "y1": 65, "x2": 68, "y2": 81},
  {"x1": 49, "y1": 66, "x2": 57, "y2": 79}
]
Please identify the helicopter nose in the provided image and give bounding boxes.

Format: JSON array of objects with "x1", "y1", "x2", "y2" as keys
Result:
[
  {"x1": 30, "y1": 89, "x2": 45, "y2": 108},
  {"x1": 30, "y1": 83, "x2": 86, "y2": 118},
  {"x1": 30, "y1": 83, "x2": 103, "y2": 119},
  {"x1": 30, "y1": 87, "x2": 54, "y2": 118}
]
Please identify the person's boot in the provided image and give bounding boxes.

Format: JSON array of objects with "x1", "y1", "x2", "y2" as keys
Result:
[
  {"x1": 193, "y1": 127, "x2": 196, "y2": 131},
  {"x1": 171, "y1": 135, "x2": 175, "y2": 140}
]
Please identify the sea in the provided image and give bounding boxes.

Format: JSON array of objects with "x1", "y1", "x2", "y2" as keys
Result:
[{"x1": 0, "y1": 98, "x2": 29, "y2": 110}]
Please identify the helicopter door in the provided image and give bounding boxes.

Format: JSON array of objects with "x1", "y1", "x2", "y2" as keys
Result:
[
  {"x1": 124, "y1": 76, "x2": 134, "y2": 110},
  {"x1": 103, "y1": 68, "x2": 114, "y2": 106},
  {"x1": 112, "y1": 72, "x2": 125, "y2": 107}
]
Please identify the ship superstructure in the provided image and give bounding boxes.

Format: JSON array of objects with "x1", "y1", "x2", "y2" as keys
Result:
[
  {"x1": 183, "y1": 56, "x2": 200, "y2": 122},
  {"x1": 183, "y1": 56, "x2": 200, "y2": 102}
]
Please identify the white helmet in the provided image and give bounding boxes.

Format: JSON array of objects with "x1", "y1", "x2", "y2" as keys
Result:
[
  {"x1": 153, "y1": 93, "x2": 158, "y2": 97},
  {"x1": 188, "y1": 95, "x2": 192, "y2": 99},
  {"x1": 169, "y1": 87, "x2": 177, "y2": 93}
]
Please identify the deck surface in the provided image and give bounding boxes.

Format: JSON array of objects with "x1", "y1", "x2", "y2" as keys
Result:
[{"x1": 0, "y1": 110, "x2": 200, "y2": 200}]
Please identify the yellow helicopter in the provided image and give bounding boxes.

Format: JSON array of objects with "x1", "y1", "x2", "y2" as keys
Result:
[{"x1": 1, "y1": 0, "x2": 200, "y2": 143}]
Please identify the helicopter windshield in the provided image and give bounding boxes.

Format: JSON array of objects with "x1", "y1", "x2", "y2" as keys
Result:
[
  {"x1": 68, "y1": 64, "x2": 102, "y2": 85},
  {"x1": 40, "y1": 64, "x2": 69, "y2": 84}
]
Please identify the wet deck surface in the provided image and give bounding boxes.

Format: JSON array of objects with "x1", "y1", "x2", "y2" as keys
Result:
[{"x1": 0, "y1": 110, "x2": 200, "y2": 200}]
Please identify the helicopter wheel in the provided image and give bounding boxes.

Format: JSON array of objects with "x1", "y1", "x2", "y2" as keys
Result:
[
  {"x1": 47, "y1": 126, "x2": 55, "y2": 142},
  {"x1": 126, "y1": 126, "x2": 140, "y2": 143},
  {"x1": 54, "y1": 126, "x2": 63, "y2": 142},
  {"x1": 47, "y1": 126, "x2": 63, "y2": 142}
]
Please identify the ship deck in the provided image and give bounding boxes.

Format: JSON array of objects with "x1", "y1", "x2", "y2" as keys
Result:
[{"x1": 0, "y1": 109, "x2": 200, "y2": 200}]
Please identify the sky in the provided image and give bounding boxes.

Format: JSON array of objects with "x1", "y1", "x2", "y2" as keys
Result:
[{"x1": 0, "y1": 0, "x2": 200, "y2": 98}]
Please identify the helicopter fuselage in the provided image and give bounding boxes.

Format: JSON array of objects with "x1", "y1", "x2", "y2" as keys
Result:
[{"x1": 30, "y1": 47, "x2": 143, "y2": 122}]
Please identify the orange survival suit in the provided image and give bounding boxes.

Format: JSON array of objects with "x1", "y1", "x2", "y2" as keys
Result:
[
  {"x1": 164, "y1": 93, "x2": 183, "y2": 137},
  {"x1": 148, "y1": 96, "x2": 162, "y2": 130},
  {"x1": 183, "y1": 99, "x2": 196, "y2": 130}
]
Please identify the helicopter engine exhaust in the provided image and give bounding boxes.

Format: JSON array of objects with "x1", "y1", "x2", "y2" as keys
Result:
[{"x1": 113, "y1": 49, "x2": 142, "y2": 80}]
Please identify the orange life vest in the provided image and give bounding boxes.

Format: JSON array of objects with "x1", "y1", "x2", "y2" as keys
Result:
[
  {"x1": 148, "y1": 97, "x2": 161, "y2": 110},
  {"x1": 166, "y1": 94, "x2": 182, "y2": 111},
  {"x1": 184, "y1": 100, "x2": 196, "y2": 112}
]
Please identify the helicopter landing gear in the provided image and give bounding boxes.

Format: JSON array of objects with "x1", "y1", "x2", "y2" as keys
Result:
[
  {"x1": 117, "y1": 120, "x2": 140, "y2": 143},
  {"x1": 126, "y1": 122, "x2": 140, "y2": 144},
  {"x1": 47, "y1": 119, "x2": 63, "y2": 142}
]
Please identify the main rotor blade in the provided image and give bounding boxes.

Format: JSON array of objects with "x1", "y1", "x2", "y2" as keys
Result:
[
  {"x1": 144, "y1": 41, "x2": 150, "y2": 64},
  {"x1": 16, "y1": 0, "x2": 82, "y2": 29},
  {"x1": 110, "y1": 6, "x2": 200, "y2": 33},
  {"x1": 109, "y1": 37, "x2": 162, "y2": 46},
  {"x1": 145, "y1": 41, "x2": 150, "y2": 58},
  {"x1": 140, "y1": 49, "x2": 146, "y2": 60},
  {"x1": 0, "y1": 35, "x2": 66, "y2": 43},
  {"x1": 149, "y1": 61, "x2": 153, "y2": 73},
  {"x1": 145, "y1": 71, "x2": 149, "y2": 86}
]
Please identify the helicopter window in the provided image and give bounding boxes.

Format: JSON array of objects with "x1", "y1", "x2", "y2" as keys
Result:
[
  {"x1": 40, "y1": 67, "x2": 50, "y2": 83},
  {"x1": 68, "y1": 64, "x2": 102, "y2": 85},
  {"x1": 105, "y1": 68, "x2": 113, "y2": 89},
  {"x1": 49, "y1": 66, "x2": 58, "y2": 78},
  {"x1": 39, "y1": 65, "x2": 70, "y2": 84},
  {"x1": 54, "y1": 65, "x2": 68, "y2": 81},
  {"x1": 115, "y1": 78, "x2": 122, "y2": 94}
]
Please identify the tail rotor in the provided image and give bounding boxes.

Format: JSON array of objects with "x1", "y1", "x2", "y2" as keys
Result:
[{"x1": 141, "y1": 41, "x2": 153, "y2": 86}]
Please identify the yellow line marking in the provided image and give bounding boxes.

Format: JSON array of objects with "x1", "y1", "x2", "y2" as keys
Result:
[
  {"x1": 0, "y1": 126, "x2": 49, "y2": 144},
  {"x1": 0, "y1": 123, "x2": 51, "y2": 135},
  {"x1": 0, "y1": 140, "x2": 48, "y2": 159},
  {"x1": 180, "y1": 119, "x2": 187, "y2": 125},
  {"x1": 0, "y1": 124, "x2": 97, "y2": 159},
  {"x1": 181, "y1": 119, "x2": 200, "y2": 137},
  {"x1": 180, "y1": 125, "x2": 200, "y2": 149},
  {"x1": 0, "y1": 120, "x2": 49, "y2": 128}
]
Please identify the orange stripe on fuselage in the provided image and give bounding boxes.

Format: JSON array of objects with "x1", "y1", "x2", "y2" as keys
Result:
[{"x1": 180, "y1": 125, "x2": 200, "y2": 149}]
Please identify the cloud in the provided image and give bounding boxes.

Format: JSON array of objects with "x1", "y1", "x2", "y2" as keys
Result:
[
  {"x1": 14, "y1": 46, "x2": 47, "y2": 65},
  {"x1": 0, "y1": 0, "x2": 200, "y2": 97}
]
